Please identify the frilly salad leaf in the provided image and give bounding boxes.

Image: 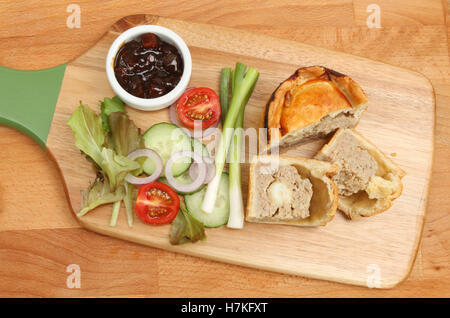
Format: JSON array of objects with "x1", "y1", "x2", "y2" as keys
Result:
[
  {"x1": 67, "y1": 103, "x2": 140, "y2": 191},
  {"x1": 170, "y1": 200, "x2": 206, "y2": 245},
  {"x1": 107, "y1": 112, "x2": 142, "y2": 227},
  {"x1": 67, "y1": 103, "x2": 105, "y2": 167},
  {"x1": 101, "y1": 96, "x2": 125, "y2": 132},
  {"x1": 78, "y1": 177, "x2": 125, "y2": 217},
  {"x1": 101, "y1": 147, "x2": 140, "y2": 190},
  {"x1": 108, "y1": 112, "x2": 142, "y2": 156}
]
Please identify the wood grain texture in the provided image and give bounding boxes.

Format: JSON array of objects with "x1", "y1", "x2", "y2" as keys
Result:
[
  {"x1": 0, "y1": 0, "x2": 449, "y2": 297},
  {"x1": 353, "y1": 0, "x2": 445, "y2": 26},
  {"x1": 43, "y1": 15, "x2": 434, "y2": 288}
]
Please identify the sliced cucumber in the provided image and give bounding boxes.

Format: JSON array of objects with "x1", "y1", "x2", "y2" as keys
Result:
[
  {"x1": 192, "y1": 138, "x2": 210, "y2": 158},
  {"x1": 142, "y1": 122, "x2": 192, "y2": 177},
  {"x1": 184, "y1": 173, "x2": 229, "y2": 228},
  {"x1": 158, "y1": 173, "x2": 205, "y2": 195}
]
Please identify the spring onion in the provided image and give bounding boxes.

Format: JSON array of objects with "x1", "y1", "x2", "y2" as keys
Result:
[
  {"x1": 123, "y1": 182, "x2": 135, "y2": 227},
  {"x1": 227, "y1": 68, "x2": 257, "y2": 229},
  {"x1": 110, "y1": 200, "x2": 121, "y2": 227},
  {"x1": 201, "y1": 63, "x2": 259, "y2": 214},
  {"x1": 219, "y1": 68, "x2": 231, "y2": 123}
]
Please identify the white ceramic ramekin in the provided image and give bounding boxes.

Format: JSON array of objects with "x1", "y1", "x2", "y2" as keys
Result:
[{"x1": 106, "y1": 25, "x2": 192, "y2": 111}]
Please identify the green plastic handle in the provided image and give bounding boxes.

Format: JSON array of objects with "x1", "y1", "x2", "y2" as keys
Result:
[{"x1": 0, "y1": 64, "x2": 66, "y2": 149}]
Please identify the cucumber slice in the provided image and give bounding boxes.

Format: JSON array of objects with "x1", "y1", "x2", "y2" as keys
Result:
[
  {"x1": 192, "y1": 138, "x2": 210, "y2": 158},
  {"x1": 142, "y1": 123, "x2": 192, "y2": 177},
  {"x1": 184, "y1": 173, "x2": 229, "y2": 228},
  {"x1": 158, "y1": 173, "x2": 205, "y2": 195}
]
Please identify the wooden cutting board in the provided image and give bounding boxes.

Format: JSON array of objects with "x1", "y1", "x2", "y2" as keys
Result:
[{"x1": 0, "y1": 14, "x2": 434, "y2": 288}]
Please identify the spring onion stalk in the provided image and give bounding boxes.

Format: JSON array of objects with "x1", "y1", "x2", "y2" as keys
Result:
[
  {"x1": 110, "y1": 200, "x2": 121, "y2": 227},
  {"x1": 226, "y1": 63, "x2": 246, "y2": 228},
  {"x1": 227, "y1": 76, "x2": 257, "y2": 229},
  {"x1": 227, "y1": 110, "x2": 245, "y2": 228},
  {"x1": 219, "y1": 68, "x2": 231, "y2": 123},
  {"x1": 201, "y1": 63, "x2": 259, "y2": 214},
  {"x1": 123, "y1": 182, "x2": 134, "y2": 227},
  {"x1": 232, "y1": 62, "x2": 247, "y2": 92}
]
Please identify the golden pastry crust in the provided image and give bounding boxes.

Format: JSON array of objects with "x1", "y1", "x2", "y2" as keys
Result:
[{"x1": 264, "y1": 66, "x2": 368, "y2": 147}]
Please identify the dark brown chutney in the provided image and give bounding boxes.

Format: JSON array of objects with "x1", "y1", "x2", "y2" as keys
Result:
[{"x1": 114, "y1": 33, "x2": 184, "y2": 99}]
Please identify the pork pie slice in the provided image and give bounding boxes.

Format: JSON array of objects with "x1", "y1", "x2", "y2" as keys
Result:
[
  {"x1": 314, "y1": 128, "x2": 406, "y2": 219},
  {"x1": 264, "y1": 66, "x2": 368, "y2": 152},
  {"x1": 246, "y1": 155, "x2": 338, "y2": 227}
]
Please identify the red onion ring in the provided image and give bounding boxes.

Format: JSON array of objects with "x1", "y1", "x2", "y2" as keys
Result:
[
  {"x1": 169, "y1": 87, "x2": 195, "y2": 134},
  {"x1": 202, "y1": 156, "x2": 214, "y2": 165},
  {"x1": 204, "y1": 162, "x2": 216, "y2": 183},
  {"x1": 189, "y1": 161, "x2": 216, "y2": 184},
  {"x1": 169, "y1": 101, "x2": 193, "y2": 137},
  {"x1": 125, "y1": 148, "x2": 163, "y2": 185},
  {"x1": 165, "y1": 151, "x2": 207, "y2": 193}
]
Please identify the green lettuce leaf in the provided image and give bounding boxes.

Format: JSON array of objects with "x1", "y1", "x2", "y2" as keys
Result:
[
  {"x1": 67, "y1": 103, "x2": 105, "y2": 167},
  {"x1": 78, "y1": 178, "x2": 125, "y2": 217},
  {"x1": 101, "y1": 96, "x2": 125, "y2": 132},
  {"x1": 108, "y1": 112, "x2": 141, "y2": 156},
  {"x1": 101, "y1": 148, "x2": 140, "y2": 190},
  {"x1": 108, "y1": 112, "x2": 141, "y2": 227},
  {"x1": 170, "y1": 200, "x2": 206, "y2": 245},
  {"x1": 67, "y1": 104, "x2": 140, "y2": 191}
]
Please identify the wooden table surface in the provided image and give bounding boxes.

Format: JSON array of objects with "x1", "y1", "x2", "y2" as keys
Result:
[{"x1": 0, "y1": 0, "x2": 449, "y2": 297}]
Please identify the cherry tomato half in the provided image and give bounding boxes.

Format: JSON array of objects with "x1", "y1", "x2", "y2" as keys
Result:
[
  {"x1": 135, "y1": 182, "x2": 180, "y2": 225},
  {"x1": 176, "y1": 87, "x2": 221, "y2": 129}
]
